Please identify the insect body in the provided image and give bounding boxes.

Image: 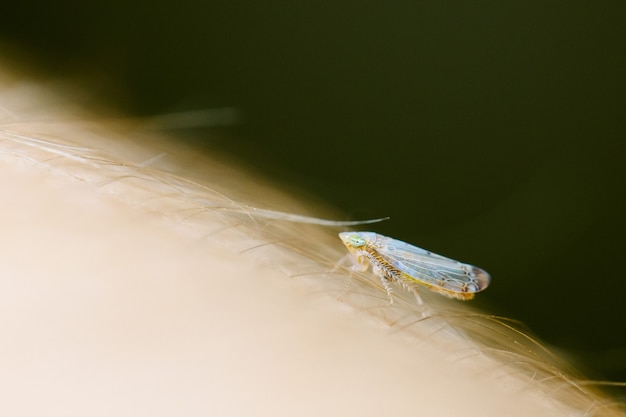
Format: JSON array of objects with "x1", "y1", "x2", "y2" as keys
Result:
[{"x1": 339, "y1": 232, "x2": 490, "y2": 302}]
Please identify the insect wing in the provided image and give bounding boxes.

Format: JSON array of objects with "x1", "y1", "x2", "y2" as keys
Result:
[{"x1": 371, "y1": 234, "x2": 490, "y2": 295}]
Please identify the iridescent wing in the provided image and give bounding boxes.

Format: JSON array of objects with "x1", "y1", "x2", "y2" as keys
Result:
[{"x1": 366, "y1": 233, "x2": 490, "y2": 298}]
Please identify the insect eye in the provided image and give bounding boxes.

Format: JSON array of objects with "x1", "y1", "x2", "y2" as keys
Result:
[{"x1": 349, "y1": 236, "x2": 365, "y2": 247}]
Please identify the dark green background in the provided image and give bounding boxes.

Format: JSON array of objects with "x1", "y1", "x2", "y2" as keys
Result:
[{"x1": 2, "y1": 1, "x2": 625, "y2": 382}]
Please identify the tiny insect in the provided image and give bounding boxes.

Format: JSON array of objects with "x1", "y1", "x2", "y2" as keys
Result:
[{"x1": 339, "y1": 232, "x2": 490, "y2": 303}]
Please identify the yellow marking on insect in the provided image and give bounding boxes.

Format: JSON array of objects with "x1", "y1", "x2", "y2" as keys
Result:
[{"x1": 339, "y1": 232, "x2": 490, "y2": 303}]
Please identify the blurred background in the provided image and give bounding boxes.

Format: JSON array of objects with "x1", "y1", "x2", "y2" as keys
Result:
[{"x1": 1, "y1": 1, "x2": 624, "y2": 382}]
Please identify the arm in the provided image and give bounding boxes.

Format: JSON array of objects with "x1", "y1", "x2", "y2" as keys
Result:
[{"x1": 0, "y1": 68, "x2": 621, "y2": 417}]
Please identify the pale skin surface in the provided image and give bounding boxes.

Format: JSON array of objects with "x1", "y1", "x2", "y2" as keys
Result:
[{"x1": 0, "y1": 72, "x2": 621, "y2": 417}]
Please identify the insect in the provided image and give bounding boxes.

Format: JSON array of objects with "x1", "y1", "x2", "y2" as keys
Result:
[{"x1": 339, "y1": 232, "x2": 490, "y2": 303}]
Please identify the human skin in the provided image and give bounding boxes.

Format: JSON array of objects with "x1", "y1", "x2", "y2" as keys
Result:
[{"x1": 0, "y1": 72, "x2": 621, "y2": 417}]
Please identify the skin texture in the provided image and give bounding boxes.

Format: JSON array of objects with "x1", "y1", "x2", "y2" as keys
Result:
[{"x1": 0, "y1": 71, "x2": 622, "y2": 417}]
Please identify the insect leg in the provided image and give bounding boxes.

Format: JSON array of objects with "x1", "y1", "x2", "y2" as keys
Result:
[
  {"x1": 337, "y1": 270, "x2": 353, "y2": 303},
  {"x1": 378, "y1": 276, "x2": 394, "y2": 305},
  {"x1": 332, "y1": 253, "x2": 363, "y2": 302},
  {"x1": 412, "y1": 290, "x2": 423, "y2": 306},
  {"x1": 331, "y1": 253, "x2": 352, "y2": 272}
]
